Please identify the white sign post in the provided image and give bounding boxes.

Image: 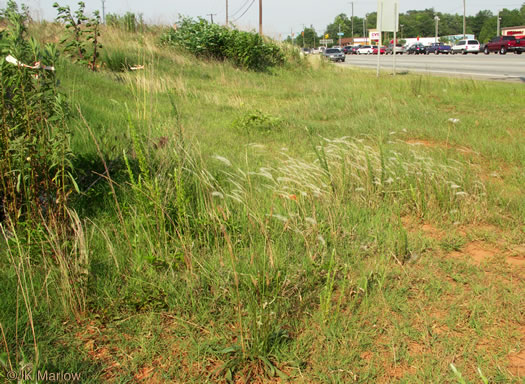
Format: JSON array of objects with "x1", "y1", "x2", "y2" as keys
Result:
[
  {"x1": 376, "y1": 2, "x2": 383, "y2": 77},
  {"x1": 393, "y1": 2, "x2": 398, "y2": 75},
  {"x1": 376, "y1": 0, "x2": 399, "y2": 77}
]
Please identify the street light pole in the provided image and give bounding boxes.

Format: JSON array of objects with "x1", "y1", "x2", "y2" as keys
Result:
[
  {"x1": 497, "y1": 11, "x2": 501, "y2": 36},
  {"x1": 259, "y1": 0, "x2": 263, "y2": 36},
  {"x1": 351, "y1": 2, "x2": 354, "y2": 41},
  {"x1": 364, "y1": 15, "x2": 367, "y2": 42},
  {"x1": 434, "y1": 16, "x2": 440, "y2": 43},
  {"x1": 463, "y1": 0, "x2": 466, "y2": 39}
]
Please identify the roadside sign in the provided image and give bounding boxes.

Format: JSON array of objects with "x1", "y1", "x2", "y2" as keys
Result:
[
  {"x1": 319, "y1": 39, "x2": 333, "y2": 44},
  {"x1": 337, "y1": 32, "x2": 344, "y2": 36},
  {"x1": 377, "y1": 0, "x2": 399, "y2": 32}
]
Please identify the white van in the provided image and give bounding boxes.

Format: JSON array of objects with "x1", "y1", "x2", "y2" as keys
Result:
[{"x1": 451, "y1": 39, "x2": 480, "y2": 54}]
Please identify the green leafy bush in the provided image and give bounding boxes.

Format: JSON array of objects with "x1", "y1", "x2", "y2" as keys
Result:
[
  {"x1": 1, "y1": 1, "x2": 74, "y2": 225},
  {"x1": 232, "y1": 110, "x2": 283, "y2": 133},
  {"x1": 160, "y1": 18, "x2": 285, "y2": 71}
]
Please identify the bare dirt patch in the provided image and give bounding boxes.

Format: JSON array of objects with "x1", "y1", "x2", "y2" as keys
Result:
[
  {"x1": 404, "y1": 139, "x2": 477, "y2": 155},
  {"x1": 448, "y1": 240, "x2": 525, "y2": 272},
  {"x1": 449, "y1": 241, "x2": 498, "y2": 264},
  {"x1": 408, "y1": 342, "x2": 426, "y2": 355},
  {"x1": 508, "y1": 326, "x2": 525, "y2": 377},
  {"x1": 401, "y1": 216, "x2": 444, "y2": 241},
  {"x1": 378, "y1": 364, "x2": 416, "y2": 383}
]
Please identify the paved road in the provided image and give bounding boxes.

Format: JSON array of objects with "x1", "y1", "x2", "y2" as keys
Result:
[{"x1": 340, "y1": 53, "x2": 525, "y2": 82}]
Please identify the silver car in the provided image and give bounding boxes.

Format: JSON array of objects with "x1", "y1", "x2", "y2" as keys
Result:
[{"x1": 323, "y1": 48, "x2": 345, "y2": 62}]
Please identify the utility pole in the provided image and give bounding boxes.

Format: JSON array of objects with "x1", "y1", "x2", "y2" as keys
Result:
[
  {"x1": 400, "y1": 24, "x2": 404, "y2": 40},
  {"x1": 364, "y1": 15, "x2": 367, "y2": 42},
  {"x1": 226, "y1": 0, "x2": 228, "y2": 25},
  {"x1": 463, "y1": 0, "x2": 466, "y2": 39},
  {"x1": 259, "y1": 0, "x2": 263, "y2": 36},
  {"x1": 207, "y1": 13, "x2": 217, "y2": 24},
  {"x1": 497, "y1": 11, "x2": 501, "y2": 36},
  {"x1": 339, "y1": 24, "x2": 342, "y2": 46},
  {"x1": 349, "y1": 2, "x2": 354, "y2": 41},
  {"x1": 434, "y1": 15, "x2": 440, "y2": 43},
  {"x1": 101, "y1": 0, "x2": 106, "y2": 24}
]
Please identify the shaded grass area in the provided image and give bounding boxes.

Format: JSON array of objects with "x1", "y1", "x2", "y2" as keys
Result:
[{"x1": 1, "y1": 26, "x2": 524, "y2": 383}]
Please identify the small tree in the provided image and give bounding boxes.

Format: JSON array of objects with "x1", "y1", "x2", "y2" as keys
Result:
[
  {"x1": 85, "y1": 10, "x2": 102, "y2": 71},
  {"x1": 53, "y1": 1, "x2": 102, "y2": 71},
  {"x1": 53, "y1": 1, "x2": 88, "y2": 62}
]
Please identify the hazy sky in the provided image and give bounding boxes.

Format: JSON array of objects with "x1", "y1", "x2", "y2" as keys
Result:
[{"x1": 7, "y1": 0, "x2": 525, "y2": 37}]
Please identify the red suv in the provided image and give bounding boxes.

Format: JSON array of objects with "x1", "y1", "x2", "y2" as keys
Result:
[{"x1": 483, "y1": 36, "x2": 525, "y2": 55}]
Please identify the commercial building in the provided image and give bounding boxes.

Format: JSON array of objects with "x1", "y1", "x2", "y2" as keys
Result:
[
  {"x1": 502, "y1": 26, "x2": 525, "y2": 38},
  {"x1": 442, "y1": 34, "x2": 476, "y2": 43}
]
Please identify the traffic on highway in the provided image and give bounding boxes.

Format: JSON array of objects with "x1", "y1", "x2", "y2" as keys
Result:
[{"x1": 305, "y1": 36, "x2": 525, "y2": 81}]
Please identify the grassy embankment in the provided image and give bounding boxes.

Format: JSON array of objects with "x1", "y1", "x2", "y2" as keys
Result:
[{"x1": 1, "y1": 25, "x2": 525, "y2": 383}]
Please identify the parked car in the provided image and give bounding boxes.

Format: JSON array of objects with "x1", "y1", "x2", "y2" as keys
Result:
[
  {"x1": 483, "y1": 36, "x2": 525, "y2": 54},
  {"x1": 343, "y1": 46, "x2": 353, "y2": 55},
  {"x1": 451, "y1": 39, "x2": 480, "y2": 54},
  {"x1": 425, "y1": 42, "x2": 452, "y2": 54},
  {"x1": 323, "y1": 48, "x2": 345, "y2": 62},
  {"x1": 301, "y1": 48, "x2": 311, "y2": 55},
  {"x1": 406, "y1": 43, "x2": 426, "y2": 55},
  {"x1": 357, "y1": 45, "x2": 374, "y2": 55},
  {"x1": 350, "y1": 45, "x2": 361, "y2": 54},
  {"x1": 385, "y1": 44, "x2": 405, "y2": 54},
  {"x1": 372, "y1": 46, "x2": 386, "y2": 54}
]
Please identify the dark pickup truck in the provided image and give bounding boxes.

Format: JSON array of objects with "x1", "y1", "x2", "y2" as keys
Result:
[
  {"x1": 425, "y1": 43, "x2": 452, "y2": 54},
  {"x1": 483, "y1": 36, "x2": 525, "y2": 55}
]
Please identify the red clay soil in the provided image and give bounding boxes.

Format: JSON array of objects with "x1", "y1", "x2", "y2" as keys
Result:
[
  {"x1": 449, "y1": 242, "x2": 498, "y2": 264},
  {"x1": 404, "y1": 139, "x2": 476, "y2": 155},
  {"x1": 508, "y1": 326, "x2": 525, "y2": 377}
]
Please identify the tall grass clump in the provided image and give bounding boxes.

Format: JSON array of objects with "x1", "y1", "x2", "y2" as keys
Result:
[
  {"x1": 106, "y1": 12, "x2": 144, "y2": 33},
  {"x1": 160, "y1": 18, "x2": 285, "y2": 71},
  {"x1": 0, "y1": 0, "x2": 74, "y2": 226},
  {"x1": 101, "y1": 48, "x2": 139, "y2": 72}
]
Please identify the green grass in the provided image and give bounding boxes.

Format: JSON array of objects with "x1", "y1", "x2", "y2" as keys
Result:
[{"x1": 1, "y1": 25, "x2": 525, "y2": 383}]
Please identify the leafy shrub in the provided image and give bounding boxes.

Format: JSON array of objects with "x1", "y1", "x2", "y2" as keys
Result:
[
  {"x1": 232, "y1": 110, "x2": 283, "y2": 133},
  {"x1": 160, "y1": 18, "x2": 285, "y2": 71},
  {"x1": 0, "y1": 1, "x2": 74, "y2": 225}
]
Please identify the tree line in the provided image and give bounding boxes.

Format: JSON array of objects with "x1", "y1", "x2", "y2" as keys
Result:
[{"x1": 289, "y1": 4, "x2": 525, "y2": 46}]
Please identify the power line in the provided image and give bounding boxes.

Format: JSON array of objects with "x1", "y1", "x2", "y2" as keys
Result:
[
  {"x1": 231, "y1": 0, "x2": 255, "y2": 22},
  {"x1": 230, "y1": 0, "x2": 251, "y2": 17}
]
